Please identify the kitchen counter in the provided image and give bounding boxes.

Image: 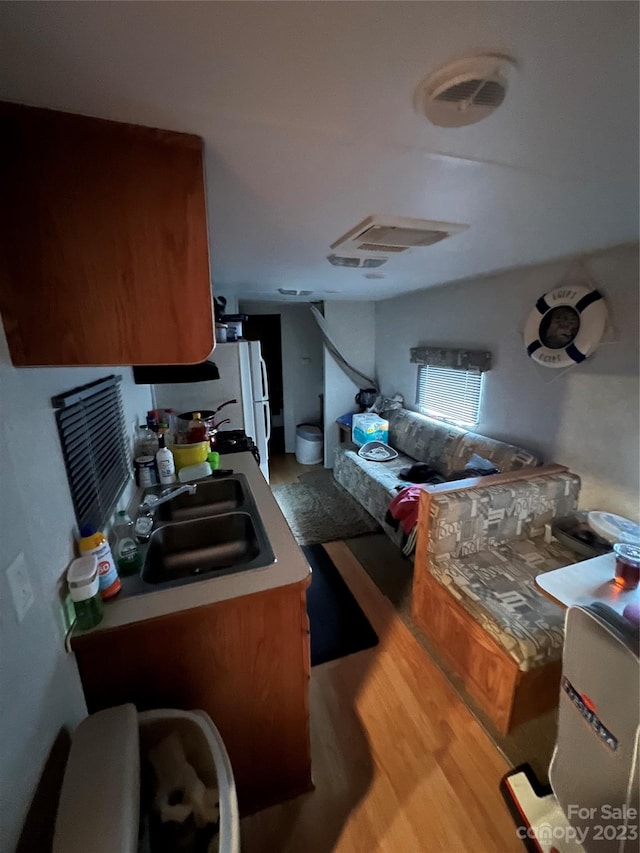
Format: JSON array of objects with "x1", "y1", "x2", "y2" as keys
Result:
[{"x1": 75, "y1": 452, "x2": 310, "y2": 634}]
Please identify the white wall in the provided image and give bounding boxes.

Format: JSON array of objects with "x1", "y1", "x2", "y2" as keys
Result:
[
  {"x1": 0, "y1": 326, "x2": 153, "y2": 852},
  {"x1": 322, "y1": 301, "x2": 376, "y2": 467},
  {"x1": 375, "y1": 243, "x2": 639, "y2": 520},
  {"x1": 239, "y1": 302, "x2": 324, "y2": 453}
]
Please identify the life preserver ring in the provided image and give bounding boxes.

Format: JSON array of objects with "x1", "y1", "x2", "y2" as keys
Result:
[{"x1": 524, "y1": 284, "x2": 607, "y2": 368}]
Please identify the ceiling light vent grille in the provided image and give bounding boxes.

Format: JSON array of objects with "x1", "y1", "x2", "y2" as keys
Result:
[
  {"x1": 330, "y1": 215, "x2": 467, "y2": 257},
  {"x1": 415, "y1": 54, "x2": 516, "y2": 127}
]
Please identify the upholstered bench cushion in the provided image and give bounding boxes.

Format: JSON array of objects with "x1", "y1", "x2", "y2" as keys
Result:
[
  {"x1": 430, "y1": 537, "x2": 577, "y2": 670},
  {"x1": 333, "y1": 444, "x2": 413, "y2": 543},
  {"x1": 384, "y1": 408, "x2": 466, "y2": 476},
  {"x1": 451, "y1": 431, "x2": 540, "y2": 472}
]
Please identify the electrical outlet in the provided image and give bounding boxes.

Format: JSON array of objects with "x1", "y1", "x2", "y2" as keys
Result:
[{"x1": 6, "y1": 553, "x2": 35, "y2": 622}]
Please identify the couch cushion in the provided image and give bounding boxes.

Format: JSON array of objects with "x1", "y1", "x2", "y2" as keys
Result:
[
  {"x1": 430, "y1": 537, "x2": 576, "y2": 670},
  {"x1": 383, "y1": 409, "x2": 466, "y2": 476},
  {"x1": 333, "y1": 444, "x2": 413, "y2": 529},
  {"x1": 426, "y1": 472, "x2": 581, "y2": 559},
  {"x1": 451, "y1": 431, "x2": 540, "y2": 472}
]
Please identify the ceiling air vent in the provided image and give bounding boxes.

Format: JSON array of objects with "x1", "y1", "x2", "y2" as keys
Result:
[
  {"x1": 327, "y1": 254, "x2": 388, "y2": 268},
  {"x1": 330, "y1": 215, "x2": 468, "y2": 257},
  {"x1": 415, "y1": 54, "x2": 516, "y2": 127},
  {"x1": 277, "y1": 288, "x2": 314, "y2": 296}
]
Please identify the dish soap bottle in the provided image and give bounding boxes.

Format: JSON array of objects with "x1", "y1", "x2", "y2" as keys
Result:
[
  {"x1": 113, "y1": 510, "x2": 143, "y2": 576},
  {"x1": 156, "y1": 433, "x2": 177, "y2": 485},
  {"x1": 78, "y1": 525, "x2": 121, "y2": 600}
]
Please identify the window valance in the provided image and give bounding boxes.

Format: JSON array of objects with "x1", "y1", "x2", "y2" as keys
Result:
[{"x1": 410, "y1": 346, "x2": 492, "y2": 372}]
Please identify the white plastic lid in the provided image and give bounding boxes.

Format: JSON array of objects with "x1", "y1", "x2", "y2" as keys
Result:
[
  {"x1": 53, "y1": 704, "x2": 140, "y2": 853},
  {"x1": 588, "y1": 512, "x2": 640, "y2": 546},
  {"x1": 67, "y1": 555, "x2": 99, "y2": 601},
  {"x1": 297, "y1": 424, "x2": 322, "y2": 440}
]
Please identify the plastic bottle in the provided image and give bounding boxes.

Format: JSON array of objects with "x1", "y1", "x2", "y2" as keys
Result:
[
  {"x1": 135, "y1": 424, "x2": 159, "y2": 458},
  {"x1": 67, "y1": 555, "x2": 104, "y2": 630},
  {"x1": 78, "y1": 525, "x2": 121, "y2": 600},
  {"x1": 187, "y1": 412, "x2": 208, "y2": 444},
  {"x1": 156, "y1": 433, "x2": 177, "y2": 485},
  {"x1": 113, "y1": 510, "x2": 143, "y2": 576}
]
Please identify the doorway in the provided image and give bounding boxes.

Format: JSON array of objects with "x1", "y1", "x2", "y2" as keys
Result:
[{"x1": 243, "y1": 314, "x2": 285, "y2": 455}]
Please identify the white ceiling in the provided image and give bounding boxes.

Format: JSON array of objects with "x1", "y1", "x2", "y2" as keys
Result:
[{"x1": 1, "y1": 1, "x2": 637, "y2": 301}]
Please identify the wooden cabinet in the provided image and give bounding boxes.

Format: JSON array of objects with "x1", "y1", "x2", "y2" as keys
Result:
[
  {"x1": 71, "y1": 580, "x2": 313, "y2": 816},
  {"x1": 0, "y1": 102, "x2": 213, "y2": 366}
]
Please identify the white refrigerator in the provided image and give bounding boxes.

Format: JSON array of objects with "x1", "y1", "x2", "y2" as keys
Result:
[{"x1": 153, "y1": 341, "x2": 271, "y2": 482}]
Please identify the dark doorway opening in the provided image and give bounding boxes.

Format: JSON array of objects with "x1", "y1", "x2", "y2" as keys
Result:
[{"x1": 244, "y1": 314, "x2": 285, "y2": 456}]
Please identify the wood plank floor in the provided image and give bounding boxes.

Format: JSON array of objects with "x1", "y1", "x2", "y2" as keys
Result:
[
  {"x1": 240, "y1": 541, "x2": 522, "y2": 853},
  {"x1": 270, "y1": 453, "x2": 323, "y2": 485}
]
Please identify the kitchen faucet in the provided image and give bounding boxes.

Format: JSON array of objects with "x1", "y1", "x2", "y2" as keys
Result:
[
  {"x1": 134, "y1": 484, "x2": 197, "y2": 540},
  {"x1": 139, "y1": 483, "x2": 197, "y2": 513}
]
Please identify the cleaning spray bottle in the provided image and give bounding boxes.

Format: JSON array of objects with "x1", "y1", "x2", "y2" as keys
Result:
[{"x1": 78, "y1": 525, "x2": 121, "y2": 600}]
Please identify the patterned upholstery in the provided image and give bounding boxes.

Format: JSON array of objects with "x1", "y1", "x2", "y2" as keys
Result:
[
  {"x1": 333, "y1": 443, "x2": 408, "y2": 545},
  {"x1": 334, "y1": 407, "x2": 543, "y2": 549},
  {"x1": 335, "y1": 407, "x2": 581, "y2": 671},
  {"x1": 423, "y1": 473, "x2": 581, "y2": 670},
  {"x1": 383, "y1": 408, "x2": 466, "y2": 476},
  {"x1": 432, "y1": 538, "x2": 575, "y2": 670},
  {"x1": 451, "y1": 431, "x2": 540, "y2": 472},
  {"x1": 426, "y1": 473, "x2": 581, "y2": 558}
]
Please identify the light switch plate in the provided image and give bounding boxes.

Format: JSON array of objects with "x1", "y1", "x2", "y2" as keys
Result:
[{"x1": 6, "y1": 553, "x2": 35, "y2": 622}]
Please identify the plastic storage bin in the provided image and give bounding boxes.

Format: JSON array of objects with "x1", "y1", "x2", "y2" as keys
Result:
[{"x1": 295, "y1": 423, "x2": 323, "y2": 465}]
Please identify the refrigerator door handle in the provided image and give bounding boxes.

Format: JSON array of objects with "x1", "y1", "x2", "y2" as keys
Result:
[
  {"x1": 263, "y1": 400, "x2": 271, "y2": 442},
  {"x1": 259, "y1": 355, "x2": 268, "y2": 400}
]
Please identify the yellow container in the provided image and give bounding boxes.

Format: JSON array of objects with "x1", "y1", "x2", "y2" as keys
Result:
[{"x1": 171, "y1": 441, "x2": 209, "y2": 472}]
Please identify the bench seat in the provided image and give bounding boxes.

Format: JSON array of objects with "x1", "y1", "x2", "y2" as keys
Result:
[{"x1": 431, "y1": 537, "x2": 577, "y2": 671}]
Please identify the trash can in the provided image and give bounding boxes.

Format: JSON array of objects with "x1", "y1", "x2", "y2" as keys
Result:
[
  {"x1": 295, "y1": 424, "x2": 323, "y2": 465},
  {"x1": 53, "y1": 704, "x2": 239, "y2": 853}
]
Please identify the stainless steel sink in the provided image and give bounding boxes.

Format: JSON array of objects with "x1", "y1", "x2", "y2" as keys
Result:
[
  {"x1": 141, "y1": 511, "x2": 275, "y2": 588},
  {"x1": 153, "y1": 477, "x2": 248, "y2": 522}
]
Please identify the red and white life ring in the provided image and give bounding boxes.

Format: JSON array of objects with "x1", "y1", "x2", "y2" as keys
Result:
[{"x1": 524, "y1": 285, "x2": 607, "y2": 368}]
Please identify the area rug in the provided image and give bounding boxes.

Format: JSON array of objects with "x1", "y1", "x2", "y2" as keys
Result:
[
  {"x1": 345, "y1": 533, "x2": 558, "y2": 784},
  {"x1": 271, "y1": 469, "x2": 380, "y2": 546},
  {"x1": 303, "y1": 544, "x2": 379, "y2": 666}
]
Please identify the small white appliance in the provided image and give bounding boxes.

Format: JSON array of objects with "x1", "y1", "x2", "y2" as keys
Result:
[{"x1": 153, "y1": 341, "x2": 271, "y2": 482}]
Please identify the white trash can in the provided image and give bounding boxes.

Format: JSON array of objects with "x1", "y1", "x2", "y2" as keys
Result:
[
  {"x1": 53, "y1": 704, "x2": 239, "y2": 853},
  {"x1": 295, "y1": 424, "x2": 323, "y2": 465}
]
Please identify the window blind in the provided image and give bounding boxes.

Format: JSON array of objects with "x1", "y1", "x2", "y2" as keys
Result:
[
  {"x1": 416, "y1": 364, "x2": 483, "y2": 427},
  {"x1": 53, "y1": 375, "x2": 130, "y2": 533}
]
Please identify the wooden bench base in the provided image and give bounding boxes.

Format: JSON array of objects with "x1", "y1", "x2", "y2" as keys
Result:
[{"x1": 412, "y1": 562, "x2": 561, "y2": 735}]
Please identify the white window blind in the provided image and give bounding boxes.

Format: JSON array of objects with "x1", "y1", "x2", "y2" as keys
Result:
[{"x1": 416, "y1": 364, "x2": 483, "y2": 427}]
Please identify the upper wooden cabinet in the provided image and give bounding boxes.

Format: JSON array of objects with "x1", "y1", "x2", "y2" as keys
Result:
[{"x1": 0, "y1": 103, "x2": 214, "y2": 366}]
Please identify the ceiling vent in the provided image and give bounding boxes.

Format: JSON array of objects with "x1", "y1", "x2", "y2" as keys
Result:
[
  {"x1": 330, "y1": 215, "x2": 468, "y2": 257},
  {"x1": 327, "y1": 254, "x2": 388, "y2": 269},
  {"x1": 414, "y1": 54, "x2": 516, "y2": 127},
  {"x1": 277, "y1": 288, "x2": 314, "y2": 296}
]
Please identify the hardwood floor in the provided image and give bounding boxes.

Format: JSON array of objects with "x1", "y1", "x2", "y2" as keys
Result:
[
  {"x1": 270, "y1": 453, "x2": 323, "y2": 485},
  {"x1": 240, "y1": 541, "x2": 522, "y2": 853}
]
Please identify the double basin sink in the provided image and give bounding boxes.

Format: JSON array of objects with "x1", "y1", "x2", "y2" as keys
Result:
[{"x1": 125, "y1": 474, "x2": 275, "y2": 595}]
